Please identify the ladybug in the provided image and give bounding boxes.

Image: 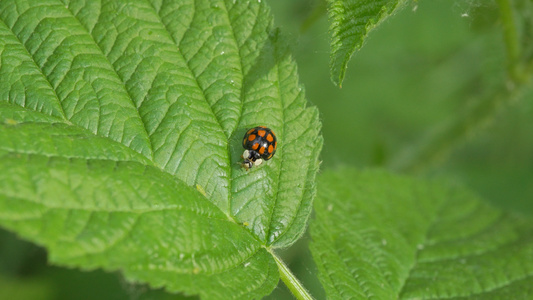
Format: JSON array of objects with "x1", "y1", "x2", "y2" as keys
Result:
[{"x1": 241, "y1": 126, "x2": 277, "y2": 170}]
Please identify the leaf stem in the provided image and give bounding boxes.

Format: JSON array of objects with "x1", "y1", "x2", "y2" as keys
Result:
[
  {"x1": 390, "y1": 87, "x2": 524, "y2": 173},
  {"x1": 268, "y1": 248, "x2": 314, "y2": 300},
  {"x1": 390, "y1": 0, "x2": 533, "y2": 173},
  {"x1": 300, "y1": 0, "x2": 327, "y2": 33},
  {"x1": 496, "y1": 0, "x2": 522, "y2": 81}
]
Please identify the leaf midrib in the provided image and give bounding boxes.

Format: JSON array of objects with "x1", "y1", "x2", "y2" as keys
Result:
[
  {"x1": 396, "y1": 191, "x2": 449, "y2": 298},
  {"x1": 220, "y1": 0, "x2": 246, "y2": 224},
  {"x1": 396, "y1": 193, "x2": 528, "y2": 298},
  {"x1": 144, "y1": 0, "x2": 249, "y2": 225},
  {"x1": 63, "y1": 3, "x2": 156, "y2": 160}
]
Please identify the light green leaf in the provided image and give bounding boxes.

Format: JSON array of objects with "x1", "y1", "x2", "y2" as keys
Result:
[
  {"x1": 0, "y1": 120, "x2": 278, "y2": 299},
  {"x1": 310, "y1": 168, "x2": 533, "y2": 299},
  {"x1": 0, "y1": 0, "x2": 322, "y2": 298},
  {"x1": 327, "y1": 0, "x2": 408, "y2": 86}
]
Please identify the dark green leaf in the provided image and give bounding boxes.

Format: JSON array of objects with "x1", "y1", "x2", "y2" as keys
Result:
[{"x1": 310, "y1": 168, "x2": 533, "y2": 299}]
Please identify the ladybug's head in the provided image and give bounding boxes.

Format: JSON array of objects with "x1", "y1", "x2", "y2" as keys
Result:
[{"x1": 242, "y1": 150, "x2": 262, "y2": 170}]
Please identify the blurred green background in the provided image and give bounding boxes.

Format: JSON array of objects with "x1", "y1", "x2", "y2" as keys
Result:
[{"x1": 2, "y1": 0, "x2": 532, "y2": 299}]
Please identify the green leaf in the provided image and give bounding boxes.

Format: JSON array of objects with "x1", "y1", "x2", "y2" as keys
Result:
[
  {"x1": 327, "y1": 0, "x2": 408, "y2": 86},
  {"x1": 0, "y1": 120, "x2": 278, "y2": 299},
  {"x1": 310, "y1": 168, "x2": 533, "y2": 299},
  {"x1": 0, "y1": 0, "x2": 322, "y2": 298}
]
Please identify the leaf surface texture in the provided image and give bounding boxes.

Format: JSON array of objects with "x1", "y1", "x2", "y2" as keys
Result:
[
  {"x1": 327, "y1": 0, "x2": 407, "y2": 86},
  {"x1": 0, "y1": 0, "x2": 323, "y2": 298},
  {"x1": 310, "y1": 169, "x2": 533, "y2": 299}
]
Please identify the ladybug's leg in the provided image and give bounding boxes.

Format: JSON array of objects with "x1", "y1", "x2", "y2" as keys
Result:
[{"x1": 243, "y1": 160, "x2": 253, "y2": 171}]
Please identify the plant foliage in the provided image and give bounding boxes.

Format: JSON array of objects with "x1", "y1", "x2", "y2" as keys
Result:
[
  {"x1": 0, "y1": 0, "x2": 322, "y2": 298},
  {"x1": 310, "y1": 169, "x2": 533, "y2": 299},
  {"x1": 327, "y1": 0, "x2": 408, "y2": 86}
]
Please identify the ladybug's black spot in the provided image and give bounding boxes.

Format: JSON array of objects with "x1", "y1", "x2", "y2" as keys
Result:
[{"x1": 242, "y1": 126, "x2": 278, "y2": 166}]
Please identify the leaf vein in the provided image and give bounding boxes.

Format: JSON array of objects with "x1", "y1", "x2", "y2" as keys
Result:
[
  {"x1": 62, "y1": 5, "x2": 154, "y2": 160},
  {"x1": 146, "y1": 0, "x2": 228, "y2": 138},
  {"x1": 0, "y1": 17, "x2": 68, "y2": 120}
]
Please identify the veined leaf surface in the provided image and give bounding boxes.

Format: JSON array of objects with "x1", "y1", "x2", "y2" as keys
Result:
[
  {"x1": 0, "y1": 0, "x2": 322, "y2": 298},
  {"x1": 327, "y1": 0, "x2": 407, "y2": 86},
  {"x1": 311, "y1": 169, "x2": 533, "y2": 299}
]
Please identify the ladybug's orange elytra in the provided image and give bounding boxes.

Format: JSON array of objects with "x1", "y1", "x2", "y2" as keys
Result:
[{"x1": 241, "y1": 126, "x2": 277, "y2": 170}]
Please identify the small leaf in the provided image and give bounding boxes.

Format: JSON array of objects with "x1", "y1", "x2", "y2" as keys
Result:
[
  {"x1": 0, "y1": 0, "x2": 322, "y2": 298},
  {"x1": 327, "y1": 0, "x2": 407, "y2": 86},
  {"x1": 310, "y1": 168, "x2": 533, "y2": 299}
]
